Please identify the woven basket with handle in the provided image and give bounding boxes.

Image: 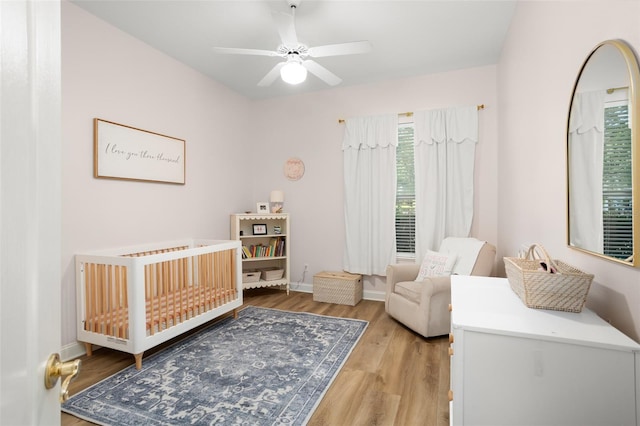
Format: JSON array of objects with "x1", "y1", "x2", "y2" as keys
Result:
[{"x1": 504, "y1": 244, "x2": 594, "y2": 313}]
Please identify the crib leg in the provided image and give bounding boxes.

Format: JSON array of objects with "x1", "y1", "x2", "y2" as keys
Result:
[
  {"x1": 84, "y1": 342, "x2": 93, "y2": 357},
  {"x1": 134, "y1": 353, "x2": 143, "y2": 370},
  {"x1": 233, "y1": 308, "x2": 238, "y2": 319}
]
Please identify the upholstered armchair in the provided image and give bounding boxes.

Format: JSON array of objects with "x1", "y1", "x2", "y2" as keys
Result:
[{"x1": 385, "y1": 237, "x2": 496, "y2": 338}]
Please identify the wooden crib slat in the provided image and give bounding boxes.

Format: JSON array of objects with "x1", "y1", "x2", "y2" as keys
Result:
[
  {"x1": 214, "y1": 253, "x2": 220, "y2": 309},
  {"x1": 215, "y1": 251, "x2": 223, "y2": 307},
  {"x1": 221, "y1": 250, "x2": 229, "y2": 304},
  {"x1": 220, "y1": 250, "x2": 227, "y2": 304},
  {"x1": 182, "y1": 257, "x2": 188, "y2": 319},
  {"x1": 174, "y1": 258, "x2": 181, "y2": 321},
  {"x1": 203, "y1": 253, "x2": 208, "y2": 312},
  {"x1": 231, "y1": 249, "x2": 237, "y2": 300},
  {"x1": 227, "y1": 249, "x2": 234, "y2": 303},
  {"x1": 147, "y1": 264, "x2": 156, "y2": 335},
  {"x1": 173, "y1": 255, "x2": 181, "y2": 323},
  {"x1": 115, "y1": 265, "x2": 125, "y2": 338},
  {"x1": 198, "y1": 258, "x2": 202, "y2": 314},
  {"x1": 94, "y1": 264, "x2": 101, "y2": 333},
  {"x1": 96, "y1": 264, "x2": 104, "y2": 333},
  {"x1": 222, "y1": 251, "x2": 227, "y2": 303},
  {"x1": 160, "y1": 260, "x2": 169, "y2": 330},
  {"x1": 98, "y1": 264, "x2": 104, "y2": 333},
  {"x1": 113, "y1": 265, "x2": 120, "y2": 337},
  {"x1": 154, "y1": 262, "x2": 161, "y2": 332},
  {"x1": 108, "y1": 265, "x2": 114, "y2": 336},
  {"x1": 219, "y1": 251, "x2": 225, "y2": 304},
  {"x1": 216, "y1": 252, "x2": 221, "y2": 306},
  {"x1": 208, "y1": 252, "x2": 213, "y2": 309},
  {"x1": 170, "y1": 258, "x2": 177, "y2": 325},
  {"x1": 167, "y1": 260, "x2": 173, "y2": 328},
  {"x1": 160, "y1": 260, "x2": 167, "y2": 329},
  {"x1": 170, "y1": 257, "x2": 178, "y2": 326},
  {"x1": 180, "y1": 257, "x2": 187, "y2": 320},
  {"x1": 228, "y1": 249, "x2": 234, "y2": 302},
  {"x1": 233, "y1": 249, "x2": 238, "y2": 299},
  {"x1": 113, "y1": 265, "x2": 120, "y2": 338},
  {"x1": 197, "y1": 254, "x2": 203, "y2": 313},
  {"x1": 123, "y1": 267, "x2": 128, "y2": 333},
  {"x1": 197, "y1": 253, "x2": 203, "y2": 313},
  {"x1": 181, "y1": 251, "x2": 187, "y2": 319},
  {"x1": 205, "y1": 252, "x2": 212, "y2": 310},
  {"x1": 217, "y1": 251, "x2": 222, "y2": 305},
  {"x1": 213, "y1": 252, "x2": 219, "y2": 306}
]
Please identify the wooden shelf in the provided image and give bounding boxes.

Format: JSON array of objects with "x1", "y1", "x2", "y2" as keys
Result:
[
  {"x1": 242, "y1": 256, "x2": 287, "y2": 262},
  {"x1": 240, "y1": 234, "x2": 286, "y2": 239}
]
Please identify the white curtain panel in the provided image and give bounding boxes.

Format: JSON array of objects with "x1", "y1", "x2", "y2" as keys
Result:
[
  {"x1": 414, "y1": 106, "x2": 478, "y2": 262},
  {"x1": 342, "y1": 114, "x2": 398, "y2": 276},
  {"x1": 568, "y1": 90, "x2": 605, "y2": 253}
]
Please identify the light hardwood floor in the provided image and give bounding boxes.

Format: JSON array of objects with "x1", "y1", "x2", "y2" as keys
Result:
[{"x1": 62, "y1": 288, "x2": 450, "y2": 426}]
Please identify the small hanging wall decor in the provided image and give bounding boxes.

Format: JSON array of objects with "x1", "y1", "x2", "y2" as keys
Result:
[{"x1": 283, "y1": 157, "x2": 305, "y2": 181}]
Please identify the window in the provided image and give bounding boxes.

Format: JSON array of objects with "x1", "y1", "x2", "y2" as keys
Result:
[
  {"x1": 602, "y1": 104, "x2": 632, "y2": 260},
  {"x1": 395, "y1": 123, "x2": 415, "y2": 256}
]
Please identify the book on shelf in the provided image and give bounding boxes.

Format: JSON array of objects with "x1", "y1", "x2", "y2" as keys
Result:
[{"x1": 241, "y1": 237, "x2": 285, "y2": 258}]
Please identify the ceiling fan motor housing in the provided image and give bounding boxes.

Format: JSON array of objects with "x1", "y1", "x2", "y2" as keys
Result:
[{"x1": 277, "y1": 44, "x2": 308, "y2": 57}]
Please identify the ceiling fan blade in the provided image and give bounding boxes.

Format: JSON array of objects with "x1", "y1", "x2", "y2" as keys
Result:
[
  {"x1": 212, "y1": 47, "x2": 279, "y2": 57},
  {"x1": 302, "y1": 60, "x2": 342, "y2": 86},
  {"x1": 258, "y1": 62, "x2": 286, "y2": 87},
  {"x1": 307, "y1": 41, "x2": 372, "y2": 58},
  {"x1": 272, "y1": 10, "x2": 299, "y2": 47}
]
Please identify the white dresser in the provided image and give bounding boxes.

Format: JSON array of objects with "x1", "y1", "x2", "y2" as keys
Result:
[{"x1": 450, "y1": 275, "x2": 640, "y2": 426}]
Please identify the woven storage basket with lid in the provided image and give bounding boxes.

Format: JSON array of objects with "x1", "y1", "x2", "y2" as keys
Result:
[
  {"x1": 504, "y1": 244, "x2": 594, "y2": 313},
  {"x1": 313, "y1": 271, "x2": 363, "y2": 306}
]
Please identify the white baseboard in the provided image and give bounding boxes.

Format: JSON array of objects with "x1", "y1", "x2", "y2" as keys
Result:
[
  {"x1": 61, "y1": 340, "x2": 90, "y2": 362},
  {"x1": 363, "y1": 289, "x2": 385, "y2": 302},
  {"x1": 289, "y1": 282, "x2": 385, "y2": 302}
]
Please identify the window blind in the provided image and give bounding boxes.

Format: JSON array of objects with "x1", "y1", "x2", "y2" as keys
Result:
[
  {"x1": 396, "y1": 123, "x2": 415, "y2": 254},
  {"x1": 602, "y1": 104, "x2": 632, "y2": 260}
]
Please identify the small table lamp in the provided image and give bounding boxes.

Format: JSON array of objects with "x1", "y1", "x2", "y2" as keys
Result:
[{"x1": 270, "y1": 190, "x2": 284, "y2": 213}]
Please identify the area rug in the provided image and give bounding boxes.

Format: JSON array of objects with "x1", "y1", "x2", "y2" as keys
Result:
[{"x1": 62, "y1": 306, "x2": 368, "y2": 425}]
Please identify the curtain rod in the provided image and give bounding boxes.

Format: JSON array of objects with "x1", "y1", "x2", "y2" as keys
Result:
[
  {"x1": 606, "y1": 86, "x2": 628, "y2": 94},
  {"x1": 337, "y1": 104, "x2": 485, "y2": 124}
]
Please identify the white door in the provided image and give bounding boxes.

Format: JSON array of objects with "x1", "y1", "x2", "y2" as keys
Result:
[{"x1": 0, "y1": 0, "x2": 63, "y2": 423}]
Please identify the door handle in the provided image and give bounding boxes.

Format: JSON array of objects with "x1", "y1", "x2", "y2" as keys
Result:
[{"x1": 44, "y1": 353, "x2": 80, "y2": 402}]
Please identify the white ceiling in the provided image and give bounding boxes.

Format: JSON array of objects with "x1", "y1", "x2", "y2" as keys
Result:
[{"x1": 71, "y1": 0, "x2": 518, "y2": 100}]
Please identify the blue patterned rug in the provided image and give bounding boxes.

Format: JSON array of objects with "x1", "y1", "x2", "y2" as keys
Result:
[{"x1": 62, "y1": 306, "x2": 368, "y2": 425}]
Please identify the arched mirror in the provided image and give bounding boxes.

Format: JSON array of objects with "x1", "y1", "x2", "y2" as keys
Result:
[{"x1": 567, "y1": 39, "x2": 640, "y2": 266}]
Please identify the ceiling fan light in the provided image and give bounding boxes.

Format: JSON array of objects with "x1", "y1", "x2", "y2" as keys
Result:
[{"x1": 280, "y1": 61, "x2": 307, "y2": 85}]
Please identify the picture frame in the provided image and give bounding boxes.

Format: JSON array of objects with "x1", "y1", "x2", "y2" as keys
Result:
[
  {"x1": 256, "y1": 202, "x2": 269, "y2": 214},
  {"x1": 252, "y1": 224, "x2": 267, "y2": 235},
  {"x1": 94, "y1": 118, "x2": 186, "y2": 184}
]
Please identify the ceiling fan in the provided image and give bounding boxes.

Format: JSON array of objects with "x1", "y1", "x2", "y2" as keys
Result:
[{"x1": 211, "y1": 0, "x2": 372, "y2": 87}]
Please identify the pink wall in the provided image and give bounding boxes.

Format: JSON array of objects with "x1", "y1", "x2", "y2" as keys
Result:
[
  {"x1": 61, "y1": 2, "x2": 252, "y2": 347},
  {"x1": 498, "y1": 1, "x2": 640, "y2": 340},
  {"x1": 248, "y1": 66, "x2": 499, "y2": 294}
]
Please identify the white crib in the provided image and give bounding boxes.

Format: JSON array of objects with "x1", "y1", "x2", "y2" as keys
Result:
[{"x1": 75, "y1": 239, "x2": 243, "y2": 369}]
